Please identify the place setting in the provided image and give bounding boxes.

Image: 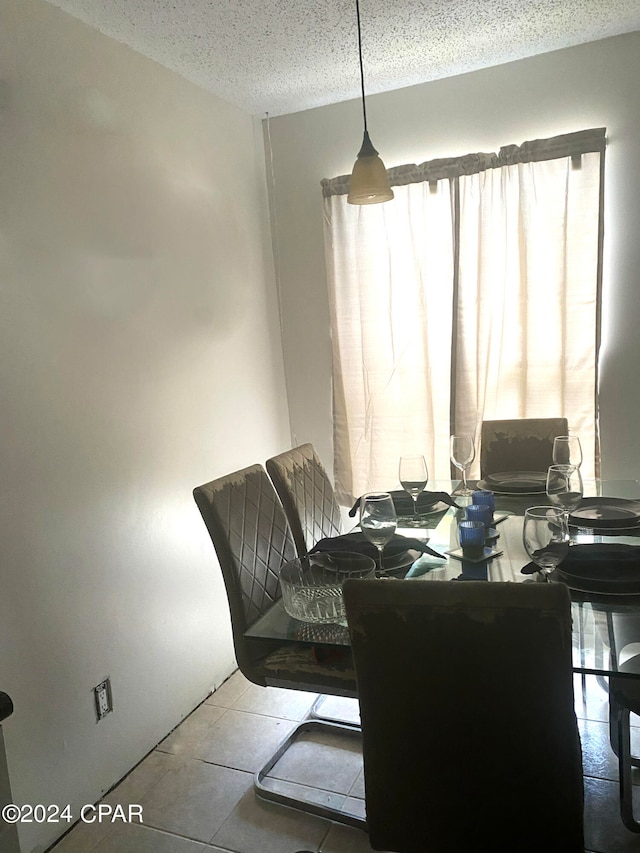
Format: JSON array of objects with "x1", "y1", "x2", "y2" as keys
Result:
[
  {"x1": 318, "y1": 490, "x2": 449, "y2": 578},
  {"x1": 347, "y1": 453, "x2": 462, "y2": 528},
  {"x1": 519, "y1": 450, "x2": 640, "y2": 595}
]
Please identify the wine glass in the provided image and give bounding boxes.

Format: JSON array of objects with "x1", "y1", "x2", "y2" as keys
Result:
[
  {"x1": 360, "y1": 492, "x2": 397, "y2": 573},
  {"x1": 546, "y1": 463, "x2": 583, "y2": 531},
  {"x1": 450, "y1": 434, "x2": 475, "y2": 496},
  {"x1": 523, "y1": 506, "x2": 570, "y2": 576},
  {"x1": 553, "y1": 435, "x2": 583, "y2": 468},
  {"x1": 399, "y1": 455, "x2": 429, "y2": 525}
]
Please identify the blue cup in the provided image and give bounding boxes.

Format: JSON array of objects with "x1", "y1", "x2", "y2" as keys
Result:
[
  {"x1": 472, "y1": 489, "x2": 495, "y2": 515},
  {"x1": 458, "y1": 520, "x2": 486, "y2": 559},
  {"x1": 466, "y1": 503, "x2": 492, "y2": 530}
]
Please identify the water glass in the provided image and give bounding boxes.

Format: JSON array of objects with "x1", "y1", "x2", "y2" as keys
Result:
[
  {"x1": 466, "y1": 503, "x2": 492, "y2": 530},
  {"x1": 450, "y1": 434, "x2": 476, "y2": 496},
  {"x1": 522, "y1": 506, "x2": 570, "y2": 576},
  {"x1": 552, "y1": 435, "x2": 583, "y2": 469},
  {"x1": 472, "y1": 489, "x2": 495, "y2": 516},
  {"x1": 458, "y1": 520, "x2": 486, "y2": 559}
]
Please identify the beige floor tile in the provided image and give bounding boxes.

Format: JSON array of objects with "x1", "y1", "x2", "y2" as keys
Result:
[
  {"x1": 158, "y1": 703, "x2": 227, "y2": 758},
  {"x1": 139, "y1": 754, "x2": 252, "y2": 842},
  {"x1": 320, "y1": 822, "x2": 385, "y2": 853},
  {"x1": 348, "y1": 769, "x2": 365, "y2": 799},
  {"x1": 189, "y1": 708, "x2": 296, "y2": 772},
  {"x1": 575, "y1": 673, "x2": 610, "y2": 723},
  {"x1": 581, "y1": 717, "x2": 620, "y2": 782},
  {"x1": 107, "y1": 748, "x2": 176, "y2": 804},
  {"x1": 92, "y1": 822, "x2": 210, "y2": 852},
  {"x1": 211, "y1": 787, "x2": 330, "y2": 853},
  {"x1": 232, "y1": 683, "x2": 318, "y2": 720},
  {"x1": 584, "y1": 776, "x2": 640, "y2": 852},
  {"x1": 269, "y1": 728, "x2": 363, "y2": 795},
  {"x1": 580, "y1": 717, "x2": 640, "y2": 784},
  {"x1": 314, "y1": 696, "x2": 360, "y2": 726},
  {"x1": 205, "y1": 669, "x2": 252, "y2": 709},
  {"x1": 49, "y1": 819, "x2": 114, "y2": 853}
]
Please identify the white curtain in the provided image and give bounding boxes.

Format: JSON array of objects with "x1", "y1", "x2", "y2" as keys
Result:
[
  {"x1": 323, "y1": 130, "x2": 604, "y2": 502},
  {"x1": 324, "y1": 181, "x2": 455, "y2": 503}
]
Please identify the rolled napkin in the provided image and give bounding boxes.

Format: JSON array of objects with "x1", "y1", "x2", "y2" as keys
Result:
[
  {"x1": 348, "y1": 490, "x2": 460, "y2": 518},
  {"x1": 310, "y1": 531, "x2": 446, "y2": 561},
  {"x1": 521, "y1": 543, "x2": 640, "y2": 577}
]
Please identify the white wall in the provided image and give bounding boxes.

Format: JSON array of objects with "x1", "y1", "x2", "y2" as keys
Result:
[
  {"x1": 266, "y1": 32, "x2": 640, "y2": 483},
  {"x1": 0, "y1": 1, "x2": 290, "y2": 850}
]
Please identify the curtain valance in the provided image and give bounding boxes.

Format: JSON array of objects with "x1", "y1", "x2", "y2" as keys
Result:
[{"x1": 321, "y1": 127, "x2": 606, "y2": 198}]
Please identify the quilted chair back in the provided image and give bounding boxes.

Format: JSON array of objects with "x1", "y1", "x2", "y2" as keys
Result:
[
  {"x1": 266, "y1": 444, "x2": 342, "y2": 557},
  {"x1": 343, "y1": 579, "x2": 585, "y2": 853},
  {"x1": 480, "y1": 417, "x2": 569, "y2": 477},
  {"x1": 193, "y1": 464, "x2": 297, "y2": 681}
]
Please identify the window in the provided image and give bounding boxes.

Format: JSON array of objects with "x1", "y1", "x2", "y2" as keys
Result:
[{"x1": 322, "y1": 129, "x2": 605, "y2": 502}]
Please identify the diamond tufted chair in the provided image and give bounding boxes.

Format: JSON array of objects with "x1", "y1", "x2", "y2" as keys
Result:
[
  {"x1": 266, "y1": 444, "x2": 343, "y2": 557},
  {"x1": 193, "y1": 464, "x2": 363, "y2": 828}
]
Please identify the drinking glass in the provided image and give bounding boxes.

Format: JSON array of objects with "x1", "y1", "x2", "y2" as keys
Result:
[
  {"x1": 450, "y1": 434, "x2": 475, "y2": 496},
  {"x1": 399, "y1": 455, "x2": 429, "y2": 525},
  {"x1": 360, "y1": 492, "x2": 397, "y2": 573},
  {"x1": 458, "y1": 520, "x2": 486, "y2": 559},
  {"x1": 546, "y1": 463, "x2": 583, "y2": 530},
  {"x1": 552, "y1": 435, "x2": 583, "y2": 469},
  {"x1": 522, "y1": 506, "x2": 570, "y2": 576}
]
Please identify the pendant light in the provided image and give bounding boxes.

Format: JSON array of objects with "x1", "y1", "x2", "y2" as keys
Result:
[{"x1": 347, "y1": 0, "x2": 394, "y2": 205}]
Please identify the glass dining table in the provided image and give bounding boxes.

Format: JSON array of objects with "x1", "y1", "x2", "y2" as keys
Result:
[{"x1": 245, "y1": 479, "x2": 640, "y2": 682}]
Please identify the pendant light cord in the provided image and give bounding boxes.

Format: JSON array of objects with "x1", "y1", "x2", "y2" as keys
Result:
[{"x1": 355, "y1": 0, "x2": 368, "y2": 133}]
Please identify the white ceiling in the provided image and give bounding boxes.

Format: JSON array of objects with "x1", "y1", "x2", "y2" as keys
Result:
[{"x1": 45, "y1": 0, "x2": 640, "y2": 117}]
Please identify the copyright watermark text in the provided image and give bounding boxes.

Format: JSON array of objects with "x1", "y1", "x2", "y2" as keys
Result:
[{"x1": 2, "y1": 803, "x2": 143, "y2": 824}]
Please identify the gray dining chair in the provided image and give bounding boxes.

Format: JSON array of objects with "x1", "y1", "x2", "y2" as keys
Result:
[
  {"x1": 480, "y1": 416, "x2": 569, "y2": 477},
  {"x1": 266, "y1": 443, "x2": 343, "y2": 558},
  {"x1": 193, "y1": 464, "x2": 363, "y2": 827},
  {"x1": 266, "y1": 444, "x2": 364, "y2": 725},
  {"x1": 343, "y1": 578, "x2": 585, "y2": 852},
  {"x1": 601, "y1": 610, "x2": 640, "y2": 832}
]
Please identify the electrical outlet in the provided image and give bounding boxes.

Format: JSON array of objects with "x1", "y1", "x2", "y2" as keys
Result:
[{"x1": 94, "y1": 678, "x2": 113, "y2": 721}]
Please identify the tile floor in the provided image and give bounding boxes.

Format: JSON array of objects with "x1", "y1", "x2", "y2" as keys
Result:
[{"x1": 49, "y1": 670, "x2": 640, "y2": 853}]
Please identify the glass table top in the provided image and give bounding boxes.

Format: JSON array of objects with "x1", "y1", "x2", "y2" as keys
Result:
[{"x1": 246, "y1": 479, "x2": 640, "y2": 680}]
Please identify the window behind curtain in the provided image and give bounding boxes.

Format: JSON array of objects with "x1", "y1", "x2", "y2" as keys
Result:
[{"x1": 322, "y1": 129, "x2": 605, "y2": 503}]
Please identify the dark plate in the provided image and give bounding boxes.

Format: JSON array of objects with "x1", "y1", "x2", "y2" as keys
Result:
[
  {"x1": 397, "y1": 501, "x2": 449, "y2": 521},
  {"x1": 390, "y1": 493, "x2": 449, "y2": 515},
  {"x1": 378, "y1": 549, "x2": 421, "y2": 577},
  {"x1": 479, "y1": 471, "x2": 547, "y2": 495},
  {"x1": 549, "y1": 543, "x2": 640, "y2": 595},
  {"x1": 569, "y1": 497, "x2": 640, "y2": 529}
]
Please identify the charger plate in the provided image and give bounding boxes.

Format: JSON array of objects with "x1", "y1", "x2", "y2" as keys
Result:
[
  {"x1": 549, "y1": 543, "x2": 640, "y2": 595},
  {"x1": 569, "y1": 497, "x2": 640, "y2": 530},
  {"x1": 478, "y1": 471, "x2": 547, "y2": 495}
]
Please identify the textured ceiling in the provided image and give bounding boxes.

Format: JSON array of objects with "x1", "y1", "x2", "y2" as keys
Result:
[{"x1": 44, "y1": 0, "x2": 640, "y2": 116}]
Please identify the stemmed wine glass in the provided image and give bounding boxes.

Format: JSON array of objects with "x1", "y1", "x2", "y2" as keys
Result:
[
  {"x1": 546, "y1": 463, "x2": 583, "y2": 532},
  {"x1": 360, "y1": 492, "x2": 397, "y2": 574},
  {"x1": 399, "y1": 455, "x2": 429, "y2": 525},
  {"x1": 450, "y1": 434, "x2": 475, "y2": 496},
  {"x1": 523, "y1": 506, "x2": 570, "y2": 577},
  {"x1": 553, "y1": 435, "x2": 583, "y2": 469}
]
